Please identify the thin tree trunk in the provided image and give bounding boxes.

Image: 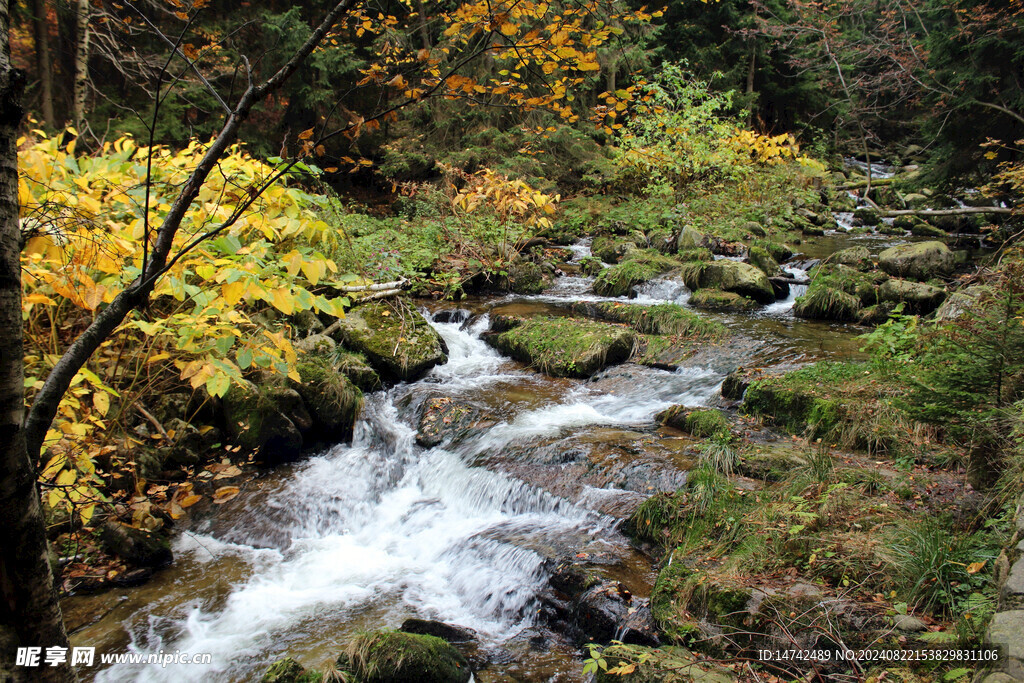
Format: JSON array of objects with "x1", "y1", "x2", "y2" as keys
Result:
[
  {"x1": 31, "y1": 0, "x2": 55, "y2": 128},
  {"x1": 879, "y1": 206, "x2": 1014, "y2": 217},
  {"x1": 71, "y1": 0, "x2": 88, "y2": 130},
  {"x1": 0, "y1": 3, "x2": 76, "y2": 680},
  {"x1": 415, "y1": 0, "x2": 431, "y2": 50}
]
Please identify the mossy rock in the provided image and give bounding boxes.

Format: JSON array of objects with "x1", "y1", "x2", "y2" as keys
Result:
[
  {"x1": 223, "y1": 380, "x2": 305, "y2": 464},
  {"x1": 337, "y1": 302, "x2": 448, "y2": 382},
  {"x1": 794, "y1": 264, "x2": 888, "y2": 321},
  {"x1": 857, "y1": 303, "x2": 893, "y2": 326},
  {"x1": 690, "y1": 289, "x2": 759, "y2": 312},
  {"x1": 332, "y1": 350, "x2": 382, "y2": 392},
  {"x1": 503, "y1": 260, "x2": 552, "y2": 294},
  {"x1": 260, "y1": 658, "x2": 323, "y2": 683},
  {"x1": 878, "y1": 241, "x2": 955, "y2": 281},
  {"x1": 878, "y1": 222, "x2": 907, "y2": 236},
  {"x1": 877, "y1": 278, "x2": 946, "y2": 314},
  {"x1": 751, "y1": 240, "x2": 794, "y2": 263},
  {"x1": 747, "y1": 245, "x2": 780, "y2": 277},
  {"x1": 632, "y1": 334, "x2": 713, "y2": 371},
  {"x1": 657, "y1": 406, "x2": 730, "y2": 438},
  {"x1": 336, "y1": 630, "x2": 471, "y2": 683},
  {"x1": 909, "y1": 221, "x2": 947, "y2": 238},
  {"x1": 735, "y1": 445, "x2": 809, "y2": 481},
  {"x1": 650, "y1": 558, "x2": 699, "y2": 640},
  {"x1": 853, "y1": 207, "x2": 880, "y2": 226},
  {"x1": 794, "y1": 287, "x2": 861, "y2": 321},
  {"x1": 570, "y1": 302, "x2": 723, "y2": 337},
  {"x1": 831, "y1": 246, "x2": 872, "y2": 271},
  {"x1": 676, "y1": 226, "x2": 710, "y2": 252},
  {"x1": 292, "y1": 354, "x2": 364, "y2": 440},
  {"x1": 593, "y1": 644, "x2": 733, "y2": 683},
  {"x1": 485, "y1": 316, "x2": 635, "y2": 378},
  {"x1": 693, "y1": 260, "x2": 775, "y2": 304},
  {"x1": 892, "y1": 215, "x2": 921, "y2": 232},
  {"x1": 593, "y1": 251, "x2": 681, "y2": 297},
  {"x1": 592, "y1": 235, "x2": 640, "y2": 263}
]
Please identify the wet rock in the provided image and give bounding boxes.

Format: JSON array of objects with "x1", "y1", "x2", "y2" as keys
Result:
[
  {"x1": 878, "y1": 241, "x2": 955, "y2": 281},
  {"x1": 157, "y1": 418, "x2": 206, "y2": 468},
  {"x1": 831, "y1": 245, "x2": 872, "y2": 271},
  {"x1": 571, "y1": 582, "x2": 659, "y2": 646},
  {"x1": 223, "y1": 380, "x2": 305, "y2": 464},
  {"x1": 686, "y1": 260, "x2": 775, "y2": 304},
  {"x1": 400, "y1": 618, "x2": 478, "y2": 644},
  {"x1": 768, "y1": 277, "x2": 791, "y2": 299},
  {"x1": 910, "y1": 221, "x2": 947, "y2": 238},
  {"x1": 690, "y1": 289, "x2": 759, "y2": 312},
  {"x1": 878, "y1": 278, "x2": 946, "y2": 314},
  {"x1": 417, "y1": 397, "x2": 488, "y2": 448},
  {"x1": 432, "y1": 309, "x2": 473, "y2": 325},
  {"x1": 336, "y1": 630, "x2": 472, "y2": 683},
  {"x1": 484, "y1": 316, "x2": 635, "y2": 378},
  {"x1": 335, "y1": 301, "x2": 448, "y2": 382},
  {"x1": 99, "y1": 520, "x2": 172, "y2": 568}
]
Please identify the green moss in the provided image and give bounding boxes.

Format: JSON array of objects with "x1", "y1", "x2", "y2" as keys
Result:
[
  {"x1": 747, "y1": 245, "x2": 780, "y2": 276},
  {"x1": 260, "y1": 658, "x2": 321, "y2": 683},
  {"x1": 337, "y1": 630, "x2": 471, "y2": 683},
  {"x1": 330, "y1": 349, "x2": 382, "y2": 391},
  {"x1": 751, "y1": 239, "x2": 793, "y2": 263},
  {"x1": 593, "y1": 250, "x2": 681, "y2": 297},
  {"x1": 591, "y1": 235, "x2": 639, "y2": 263},
  {"x1": 794, "y1": 263, "x2": 888, "y2": 321},
  {"x1": 689, "y1": 289, "x2": 759, "y2": 312},
  {"x1": 294, "y1": 355, "x2": 364, "y2": 436},
  {"x1": 486, "y1": 316, "x2": 636, "y2": 378},
  {"x1": 675, "y1": 247, "x2": 713, "y2": 263},
  {"x1": 684, "y1": 409, "x2": 731, "y2": 438},
  {"x1": 572, "y1": 302, "x2": 724, "y2": 337},
  {"x1": 339, "y1": 302, "x2": 447, "y2": 381}
]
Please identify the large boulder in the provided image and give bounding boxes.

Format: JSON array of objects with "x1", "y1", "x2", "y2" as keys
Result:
[
  {"x1": 877, "y1": 278, "x2": 946, "y2": 314},
  {"x1": 484, "y1": 316, "x2": 635, "y2": 378},
  {"x1": 692, "y1": 261, "x2": 775, "y2": 304},
  {"x1": 831, "y1": 245, "x2": 871, "y2": 271},
  {"x1": 336, "y1": 630, "x2": 472, "y2": 683},
  {"x1": 99, "y1": 520, "x2": 172, "y2": 568},
  {"x1": 746, "y1": 245, "x2": 781, "y2": 277},
  {"x1": 292, "y1": 353, "x2": 364, "y2": 441},
  {"x1": 878, "y1": 241, "x2": 955, "y2": 281},
  {"x1": 223, "y1": 380, "x2": 307, "y2": 464},
  {"x1": 336, "y1": 302, "x2": 448, "y2": 382}
]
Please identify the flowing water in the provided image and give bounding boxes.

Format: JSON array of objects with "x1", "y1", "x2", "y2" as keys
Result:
[{"x1": 71, "y1": 233, "x2": 887, "y2": 682}]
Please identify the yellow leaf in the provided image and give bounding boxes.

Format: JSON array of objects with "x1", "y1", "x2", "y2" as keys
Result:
[
  {"x1": 222, "y1": 280, "x2": 246, "y2": 305},
  {"x1": 500, "y1": 21, "x2": 518, "y2": 36},
  {"x1": 92, "y1": 392, "x2": 110, "y2": 416},
  {"x1": 268, "y1": 287, "x2": 295, "y2": 315},
  {"x1": 41, "y1": 454, "x2": 68, "y2": 480},
  {"x1": 179, "y1": 494, "x2": 202, "y2": 508},
  {"x1": 56, "y1": 469, "x2": 76, "y2": 487},
  {"x1": 79, "y1": 503, "x2": 95, "y2": 525},
  {"x1": 212, "y1": 486, "x2": 240, "y2": 504}
]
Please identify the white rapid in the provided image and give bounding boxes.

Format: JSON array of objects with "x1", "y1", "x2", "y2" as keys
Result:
[{"x1": 96, "y1": 313, "x2": 725, "y2": 683}]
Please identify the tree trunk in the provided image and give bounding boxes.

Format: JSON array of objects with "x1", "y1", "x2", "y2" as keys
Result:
[
  {"x1": 879, "y1": 206, "x2": 1014, "y2": 217},
  {"x1": 0, "y1": 3, "x2": 76, "y2": 681},
  {"x1": 415, "y1": 0, "x2": 431, "y2": 50},
  {"x1": 71, "y1": 0, "x2": 88, "y2": 130},
  {"x1": 31, "y1": 0, "x2": 55, "y2": 128}
]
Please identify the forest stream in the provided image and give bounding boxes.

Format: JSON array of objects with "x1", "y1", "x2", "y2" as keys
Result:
[{"x1": 58, "y1": 212, "x2": 942, "y2": 682}]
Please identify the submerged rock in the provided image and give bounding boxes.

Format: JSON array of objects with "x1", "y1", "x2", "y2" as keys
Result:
[
  {"x1": 485, "y1": 316, "x2": 635, "y2": 378},
  {"x1": 336, "y1": 302, "x2": 448, "y2": 382},
  {"x1": 878, "y1": 241, "x2": 955, "y2": 281},
  {"x1": 416, "y1": 397, "x2": 489, "y2": 448}
]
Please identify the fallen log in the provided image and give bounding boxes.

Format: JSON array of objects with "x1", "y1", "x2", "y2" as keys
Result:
[{"x1": 879, "y1": 206, "x2": 1014, "y2": 217}]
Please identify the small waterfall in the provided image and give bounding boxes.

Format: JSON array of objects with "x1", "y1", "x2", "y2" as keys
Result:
[{"x1": 97, "y1": 311, "x2": 726, "y2": 683}]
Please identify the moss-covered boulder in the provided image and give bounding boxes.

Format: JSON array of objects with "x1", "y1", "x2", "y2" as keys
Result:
[
  {"x1": 336, "y1": 630, "x2": 471, "y2": 683},
  {"x1": 689, "y1": 289, "x2": 759, "y2": 312},
  {"x1": 657, "y1": 406, "x2": 731, "y2": 438},
  {"x1": 592, "y1": 235, "x2": 640, "y2": 264},
  {"x1": 684, "y1": 261, "x2": 775, "y2": 304},
  {"x1": 570, "y1": 302, "x2": 723, "y2": 337},
  {"x1": 910, "y1": 221, "x2": 947, "y2": 238},
  {"x1": 877, "y1": 278, "x2": 946, "y2": 314},
  {"x1": 502, "y1": 260, "x2": 553, "y2": 294},
  {"x1": 878, "y1": 241, "x2": 955, "y2": 281},
  {"x1": 332, "y1": 350, "x2": 383, "y2": 392},
  {"x1": 292, "y1": 354, "x2": 364, "y2": 440},
  {"x1": 336, "y1": 302, "x2": 448, "y2": 382},
  {"x1": 593, "y1": 251, "x2": 681, "y2": 297},
  {"x1": 98, "y1": 520, "x2": 172, "y2": 568},
  {"x1": 676, "y1": 226, "x2": 710, "y2": 252},
  {"x1": 853, "y1": 207, "x2": 880, "y2": 226},
  {"x1": 747, "y1": 245, "x2": 781, "y2": 277},
  {"x1": 794, "y1": 264, "x2": 889, "y2": 321},
  {"x1": 486, "y1": 316, "x2": 635, "y2": 378},
  {"x1": 831, "y1": 245, "x2": 872, "y2": 270},
  {"x1": 223, "y1": 380, "x2": 306, "y2": 464}
]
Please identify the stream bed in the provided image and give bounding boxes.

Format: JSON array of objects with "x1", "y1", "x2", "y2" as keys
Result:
[{"x1": 67, "y1": 230, "x2": 913, "y2": 682}]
